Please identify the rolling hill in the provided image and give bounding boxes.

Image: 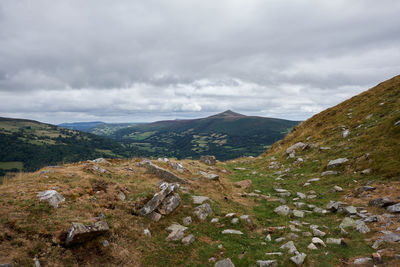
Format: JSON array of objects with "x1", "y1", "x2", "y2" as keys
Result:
[
  {"x1": 0, "y1": 75, "x2": 399, "y2": 266},
  {"x1": 67, "y1": 110, "x2": 300, "y2": 160},
  {"x1": 0, "y1": 117, "x2": 136, "y2": 175}
]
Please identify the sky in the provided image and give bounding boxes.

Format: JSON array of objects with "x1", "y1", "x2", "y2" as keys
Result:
[{"x1": 0, "y1": 0, "x2": 400, "y2": 124}]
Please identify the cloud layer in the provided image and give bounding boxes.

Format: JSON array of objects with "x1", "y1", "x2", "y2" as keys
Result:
[{"x1": 0, "y1": 0, "x2": 399, "y2": 123}]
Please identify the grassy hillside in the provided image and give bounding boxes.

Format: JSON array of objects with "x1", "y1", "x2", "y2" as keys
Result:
[
  {"x1": 0, "y1": 76, "x2": 399, "y2": 266},
  {"x1": 97, "y1": 110, "x2": 300, "y2": 160},
  {"x1": 0, "y1": 117, "x2": 137, "y2": 175}
]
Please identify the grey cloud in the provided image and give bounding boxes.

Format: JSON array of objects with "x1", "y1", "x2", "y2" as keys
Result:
[{"x1": 0, "y1": 0, "x2": 399, "y2": 123}]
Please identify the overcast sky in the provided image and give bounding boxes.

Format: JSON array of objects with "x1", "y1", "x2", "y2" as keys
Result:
[{"x1": 0, "y1": 0, "x2": 399, "y2": 124}]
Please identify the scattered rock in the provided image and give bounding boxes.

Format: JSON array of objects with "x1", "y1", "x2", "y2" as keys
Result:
[
  {"x1": 193, "y1": 203, "x2": 213, "y2": 220},
  {"x1": 286, "y1": 142, "x2": 305, "y2": 155},
  {"x1": 307, "y1": 243, "x2": 317, "y2": 250},
  {"x1": 65, "y1": 221, "x2": 109, "y2": 246},
  {"x1": 144, "y1": 228, "x2": 151, "y2": 237},
  {"x1": 221, "y1": 229, "x2": 243, "y2": 235},
  {"x1": 372, "y1": 252, "x2": 382, "y2": 263},
  {"x1": 342, "y1": 129, "x2": 350, "y2": 138},
  {"x1": 256, "y1": 260, "x2": 277, "y2": 267},
  {"x1": 90, "y1": 158, "x2": 110, "y2": 164},
  {"x1": 138, "y1": 183, "x2": 179, "y2": 216},
  {"x1": 355, "y1": 220, "x2": 370, "y2": 234},
  {"x1": 290, "y1": 253, "x2": 306, "y2": 266},
  {"x1": 200, "y1": 155, "x2": 216, "y2": 166},
  {"x1": 234, "y1": 179, "x2": 252, "y2": 189},
  {"x1": 214, "y1": 258, "x2": 235, "y2": 267},
  {"x1": 312, "y1": 237, "x2": 326, "y2": 247},
  {"x1": 183, "y1": 216, "x2": 192, "y2": 226},
  {"x1": 274, "y1": 205, "x2": 290, "y2": 216},
  {"x1": 158, "y1": 193, "x2": 181, "y2": 215},
  {"x1": 394, "y1": 120, "x2": 400, "y2": 126},
  {"x1": 280, "y1": 241, "x2": 298, "y2": 254},
  {"x1": 192, "y1": 195, "x2": 210, "y2": 205},
  {"x1": 293, "y1": 210, "x2": 304, "y2": 218},
  {"x1": 340, "y1": 217, "x2": 357, "y2": 229},
  {"x1": 353, "y1": 257, "x2": 372, "y2": 265},
  {"x1": 369, "y1": 197, "x2": 395, "y2": 207},
  {"x1": 145, "y1": 162, "x2": 187, "y2": 184},
  {"x1": 327, "y1": 158, "x2": 348, "y2": 169},
  {"x1": 147, "y1": 211, "x2": 162, "y2": 222},
  {"x1": 326, "y1": 238, "x2": 341, "y2": 245},
  {"x1": 37, "y1": 190, "x2": 65, "y2": 208},
  {"x1": 225, "y1": 213, "x2": 236, "y2": 218},
  {"x1": 361, "y1": 169, "x2": 371, "y2": 175},
  {"x1": 91, "y1": 165, "x2": 108, "y2": 173},
  {"x1": 321, "y1": 171, "x2": 338, "y2": 177},
  {"x1": 296, "y1": 192, "x2": 306, "y2": 199},
  {"x1": 166, "y1": 224, "x2": 187, "y2": 241},
  {"x1": 211, "y1": 218, "x2": 219, "y2": 223},
  {"x1": 312, "y1": 228, "x2": 326, "y2": 237},
  {"x1": 231, "y1": 218, "x2": 239, "y2": 224},
  {"x1": 181, "y1": 234, "x2": 195, "y2": 245},
  {"x1": 333, "y1": 185, "x2": 343, "y2": 192},
  {"x1": 102, "y1": 240, "x2": 110, "y2": 247},
  {"x1": 344, "y1": 206, "x2": 357, "y2": 215},
  {"x1": 200, "y1": 171, "x2": 219, "y2": 181},
  {"x1": 387, "y1": 203, "x2": 400, "y2": 213}
]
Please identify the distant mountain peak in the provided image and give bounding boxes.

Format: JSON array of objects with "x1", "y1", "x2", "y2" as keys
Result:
[{"x1": 209, "y1": 110, "x2": 245, "y2": 119}]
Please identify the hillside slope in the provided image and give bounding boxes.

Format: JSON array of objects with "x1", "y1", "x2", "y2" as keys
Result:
[
  {"x1": 0, "y1": 75, "x2": 399, "y2": 266},
  {"x1": 0, "y1": 117, "x2": 136, "y2": 175},
  {"x1": 100, "y1": 110, "x2": 300, "y2": 160}
]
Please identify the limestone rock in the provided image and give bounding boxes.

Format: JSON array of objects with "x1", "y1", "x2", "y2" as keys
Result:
[
  {"x1": 166, "y1": 224, "x2": 187, "y2": 241},
  {"x1": 353, "y1": 257, "x2": 372, "y2": 265},
  {"x1": 307, "y1": 243, "x2": 317, "y2": 250},
  {"x1": 355, "y1": 220, "x2": 370, "y2": 234},
  {"x1": 312, "y1": 237, "x2": 326, "y2": 247},
  {"x1": 369, "y1": 197, "x2": 394, "y2": 207},
  {"x1": 274, "y1": 205, "x2": 290, "y2": 216},
  {"x1": 192, "y1": 195, "x2": 210, "y2": 205},
  {"x1": 290, "y1": 253, "x2": 306, "y2": 266},
  {"x1": 293, "y1": 210, "x2": 304, "y2": 218},
  {"x1": 37, "y1": 190, "x2": 65, "y2": 208},
  {"x1": 326, "y1": 238, "x2": 342, "y2": 245},
  {"x1": 138, "y1": 183, "x2": 178, "y2": 216},
  {"x1": 387, "y1": 203, "x2": 400, "y2": 213},
  {"x1": 200, "y1": 171, "x2": 219, "y2": 180},
  {"x1": 147, "y1": 211, "x2": 162, "y2": 222},
  {"x1": 193, "y1": 203, "x2": 213, "y2": 220},
  {"x1": 286, "y1": 142, "x2": 305, "y2": 155},
  {"x1": 144, "y1": 228, "x2": 151, "y2": 237},
  {"x1": 333, "y1": 185, "x2": 343, "y2": 192},
  {"x1": 256, "y1": 260, "x2": 277, "y2": 267},
  {"x1": 158, "y1": 193, "x2": 181, "y2": 215},
  {"x1": 214, "y1": 258, "x2": 235, "y2": 267},
  {"x1": 145, "y1": 162, "x2": 187, "y2": 184},
  {"x1": 181, "y1": 234, "x2": 195, "y2": 245},
  {"x1": 222, "y1": 229, "x2": 243, "y2": 235},
  {"x1": 183, "y1": 216, "x2": 192, "y2": 226},
  {"x1": 321, "y1": 171, "x2": 338, "y2": 177},
  {"x1": 340, "y1": 217, "x2": 357, "y2": 229},
  {"x1": 280, "y1": 241, "x2": 298, "y2": 254},
  {"x1": 65, "y1": 221, "x2": 109, "y2": 246},
  {"x1": 200, "y1": 155, "x2": 216, "y2": 166},
  {"x1": 313, "y1": 228, "x2": 326, "y2": 237},
  {"x1": 344, "y1": 206, "x2": 357, "y2": 215},
  {"x1": 327, "y1": 158, "x2": 348, "y2": 169}
]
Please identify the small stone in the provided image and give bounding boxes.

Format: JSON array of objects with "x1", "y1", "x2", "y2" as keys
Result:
[
  {"x1": 256, "y1": 260, "x2": 277, "y2": 267},
  {"x1": 221, "y1": 229, "x2": 243, "y2": 235},
  {"x1": 275, "y1": 237, "x2": 285, "y2": 243},
  {"x1": 333, "y1": 186, "x2": 343, "y2": 192},
  {"x1": 321, "y1": 171, "x2": 338, "y2": 177},
  {"x1": 287, "y1": 233, "x2": 299, "y2": 240},
  {"x1": 326, "y1": 238, "x2": 341, "y2": 245},
  {"x1": 342, "y1": 129, "x2": 350, "y2": 138},
  {"x1": 65, "y1": 221, "x2": 109, "y2": 246},
  {"x1": 290, "y1": 253, "x2": 306, "y2": 266},
  {"x1": 225, "y1": 213, "x2": 236, "y2": 218},
  {"x1": 327, "y1": 158, "x2": 348, "y2": 168},
  {"x1": 265, "y1": 234, "x2": 271, "y2": 241},
  {"x1": 344, "y1": 206, "x2": 357, "y2": 215},
  {"x1": 144, "y1": 228, "x2": 151, "y2": 237},
  {"x1": 181, "y1": 234, "x2": 195, "y2": 245},
  {"x1": 312, "y1": 237, "x2": 326, "y2": 247},
  {"x1": 369, "y1": 197, "x2": 395, "y2": 207},
  {"x1": 274, "y1": 205, "x2": 290, "y2": 216},
  {"x1": 340, "y1": 217, "x2": 357, "y2": 229},
  {"x1": 200, "y1": 171, "x2": 219, "y2": 180},
  {"x1": 302, "y1": 232, "x2": 312, "y2": 237},
  {"x1": 118, "y1": 192, "x2": 126, "y2": 201},
  {"x1": 296, "y1": 192, "x2": 306, "y2": 199},
  {"x1": 214, "y1": 258, "x2": 235, "y2": 267},
  {"x1": 192, "y1": 196, "x2": 210, "y2": 205},
  {"x1": 183, "y1": 216, "x2": 192, "y2": 226},
  {"x1": 387, "y1": 203, "x2": 400, "y2": 213},
  {"x1": 231, "y1": 218, "x2": 239, "y2": 224},
  {"x1": 361, "y1": 169, "x2": 371, "y2": 175},
  {"x1": 280, "y1": 241, "x2": 298, "y2": 254},
  {"x1": 355, "y1": 220, "x2": 370, "y2": 234},
  {"x1": 102, "y1": 240, "x2": 110, "y2": 247},
  {"x1": 265, "y1": 252, "x2": 283, "y2": 256},
  {"x1": 200, "y1": 155, "x2": 216, "y2": 166},
  {"x1": 313, "y1": 228, "x2": 326, "y2": 237},
  {"x1": 211, "y1": 218, "x2": 219, "y2": 223},
  {"x1": 293, "y1": 210, "x2": 305, "y2": 218},
  {"x1": 218, "y1": 244, "x2": 223, "y2": 249},
  {"x1": 353, "y1": 257, "x2": 372, "y2": 265},
  {"x1": 166, "y1": 224, "x2": 187, "y2": 241},
  {"x1": 286, "y1": 142, "x2": 305, "y2": 155},
  {"x1": 209, "y1": 257, "x2": 216, "y2": 263},
  {"x1": 307, "y1": 243, "x2": 317, "y2": 250},
  {"x1": 37, "y1": 190, "x2": 65, "y2": 208},
  {"x1": 158, "y1": 193, "x2": 181, "y2": 215},
  {"x1": 193, "y1": 203, "x2": 213, "y2": 220}
]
